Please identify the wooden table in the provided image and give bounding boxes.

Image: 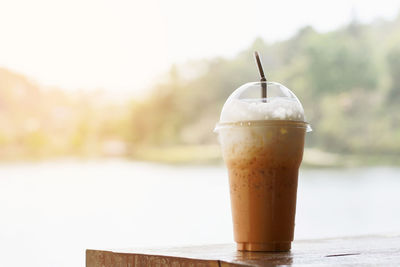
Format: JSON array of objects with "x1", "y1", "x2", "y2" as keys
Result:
[{"x1": 86, "y1": 235, "x2": 400, "y2": 266}]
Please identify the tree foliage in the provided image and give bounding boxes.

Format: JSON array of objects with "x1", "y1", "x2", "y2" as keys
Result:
[{"x1": 1, "y1": 15, "x2": 400, "y2": 160}]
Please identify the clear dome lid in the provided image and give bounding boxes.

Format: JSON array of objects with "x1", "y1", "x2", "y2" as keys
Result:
[{"x1": 218, "y1": 81, "x2": 310, "y2": 127}]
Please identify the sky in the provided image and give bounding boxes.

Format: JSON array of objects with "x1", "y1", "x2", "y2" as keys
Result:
[{"x1": 0, "y1": 0, "x2": 399, "y2": 94}]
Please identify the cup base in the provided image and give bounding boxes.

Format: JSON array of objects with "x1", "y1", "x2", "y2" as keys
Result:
[{"x1": 236, "y1": 242, "x2": 291, "y2": 252}]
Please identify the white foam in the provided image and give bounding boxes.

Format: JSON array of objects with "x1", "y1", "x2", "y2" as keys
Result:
[{"x1": 220, "y1": 97, "x2": 305, "y2": 123}]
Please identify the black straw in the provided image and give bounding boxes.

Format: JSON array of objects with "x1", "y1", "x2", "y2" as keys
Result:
[{"x1": 254, "y1": 51, "x2": 267, "y2": 101}]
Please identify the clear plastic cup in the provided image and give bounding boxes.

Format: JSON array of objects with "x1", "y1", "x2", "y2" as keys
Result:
[{"x1": 215, "y1": 81, "x2": 311, "y2": 251}]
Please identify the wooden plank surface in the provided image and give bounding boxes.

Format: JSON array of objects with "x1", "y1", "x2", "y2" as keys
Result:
[{"x1": 86, "y1": 234, "x2": 400, "y2": 266}]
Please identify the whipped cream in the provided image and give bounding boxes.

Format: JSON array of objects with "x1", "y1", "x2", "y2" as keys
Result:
[{"x1": 220, "y1": 97, "x2": 305, "y2": 123}]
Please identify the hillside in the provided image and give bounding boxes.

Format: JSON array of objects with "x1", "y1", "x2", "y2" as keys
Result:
[
  {"x1": 131, "y1": 15, "x2": 400, "y2": 157},
  {"x1": 1, "y1": 15, "x2": 400, "y2": 163}
]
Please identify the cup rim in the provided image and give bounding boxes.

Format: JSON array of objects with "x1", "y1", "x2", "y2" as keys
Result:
[{"x1": 214, "y1": 120, "x2": 312, "y2": 132}]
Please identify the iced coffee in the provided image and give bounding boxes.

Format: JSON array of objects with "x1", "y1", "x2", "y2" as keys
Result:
[{"x1": 215, "y1": 81, "x2": 310, "y2": 251}]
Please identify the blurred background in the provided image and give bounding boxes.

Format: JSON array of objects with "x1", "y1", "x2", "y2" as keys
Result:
[{"x1": 1, "y1": 0, "x2": 400, "y2": 266}]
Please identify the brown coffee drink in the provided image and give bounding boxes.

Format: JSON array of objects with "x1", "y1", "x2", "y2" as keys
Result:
[
  {"x1": 218, "y1": 120, "x2": 307, "y2": 251},
  {"x1": 215, "y1": 79, "x2": 310, "y2": 252}
]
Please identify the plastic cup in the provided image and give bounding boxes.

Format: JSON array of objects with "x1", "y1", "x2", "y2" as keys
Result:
[{"x1": 215, "y1": 82, "x2": 310, "y2": 251}]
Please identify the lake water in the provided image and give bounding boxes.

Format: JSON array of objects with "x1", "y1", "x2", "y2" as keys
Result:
[{"x1": 0, "y1": 160, "x2": 399, "y2": 266}]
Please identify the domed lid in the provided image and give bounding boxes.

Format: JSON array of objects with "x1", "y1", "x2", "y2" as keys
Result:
[{"x1": 218, "y1": 81, "x2": 307, "y2": 124}]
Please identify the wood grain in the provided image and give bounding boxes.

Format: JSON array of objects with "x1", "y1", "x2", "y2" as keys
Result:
[{"x1": 86, "y1": 234, "x2": 400, "y2": 266}]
